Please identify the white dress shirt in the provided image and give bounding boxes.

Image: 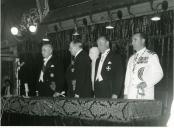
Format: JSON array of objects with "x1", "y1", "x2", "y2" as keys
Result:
[
  {"x1": 91, "y1": 60, "x2": 96, "y2": 90},
  {"x1": 96, "y1": 49, "x2": 110, "y2": 82},
  {"x1": 75, "y1": 49, "x2": 83, "y2": 58},
  {"x1": 39, "y1": 55, "x2": 52, "y2": 82},
  {"x1": 124, "y1": 47, "x2": 163, "y2": 99}
]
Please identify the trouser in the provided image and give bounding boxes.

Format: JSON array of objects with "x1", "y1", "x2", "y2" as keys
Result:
[
  {"x1": 37, "y1": 82, "x2": 55, "y2": 97},
  {"x1": 94, "y1": 80, "x2": 112, "y2": 98}
]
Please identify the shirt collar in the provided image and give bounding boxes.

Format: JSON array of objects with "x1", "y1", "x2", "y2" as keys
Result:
[
  {"x1": 75, "y1": 49, "x2": 83, "y2": 58},
  {"x1": 44, "y1": 55, "x2": 52, "y2": 62},
  {"x1": 102, "y1": 49, "x2": 110, "y2": 56},
  {"x1": 136, "y1": 47, "x2": 146, "y2": 55}
]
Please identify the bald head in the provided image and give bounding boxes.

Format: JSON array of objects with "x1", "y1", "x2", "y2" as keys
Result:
[
  {"x1": 69, "y1": 40, "x2": 82, "y2": 56},
  {"x1": 97, "y1": 36, "x2": 110, "y2": 53},
  {"x1": 89, "y1": 47, "x2": 100, "y2": 60},
  {"x1": 41, "y1": 44, "x2": 53, "y2": 58}
]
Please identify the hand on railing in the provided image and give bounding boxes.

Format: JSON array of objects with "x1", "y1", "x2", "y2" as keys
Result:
[
  {"x1": 112, "y1": 94, "x2": 118, "y2": 99},
  {"x1": 74, "y1": 94, "x2": 79, "y2": 98},
  {"x1": 53, "y1": 91, "x2": 65, "y2": 97}
]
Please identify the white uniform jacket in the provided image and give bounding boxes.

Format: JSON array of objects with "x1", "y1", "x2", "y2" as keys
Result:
[{"x1": 124, "y1": 47, "x2": 163, "y2": 99}]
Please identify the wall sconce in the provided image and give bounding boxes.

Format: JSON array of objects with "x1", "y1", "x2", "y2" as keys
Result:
[
  {"x1": 29, "y1": 25, "x2": 37, "y2": 33},
  {"x1": 11, "y1": 27, "x2": 19, "y2": 35},
  {"x1": 11, "y1": 8, "x2": 40, "y2": 36},
  {"x1": 21, "y1": 8, "x2": 40, "y2": 32},
  {"x1": 150, "y1": 13, "x2": 160, "y2": 21},
  {"x1": 105, "y1": 10, "x2": 114, "y2": 29},
  {"x1": 42, "y1": 32, "x2": 49, "y2": 41},
  {"x1": 73, "y1": 18, "x2": 80, "y2": 36},
  {"x1": 150, "y1": 0, "x2": 168, "y2": 21}
]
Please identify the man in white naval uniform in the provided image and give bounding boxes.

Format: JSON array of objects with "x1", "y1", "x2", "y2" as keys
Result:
[{"x1": 124, "y1": 33, "x2": 163, "y2": 99}]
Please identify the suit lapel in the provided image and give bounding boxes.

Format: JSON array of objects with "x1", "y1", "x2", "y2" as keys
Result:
[
  {"x1": 74, "y1": 50, "x2": 83, "y2": 64},
  {"x1": 101, "y1": 51, "x2": 111, "y2": 73},
  {"x1": 45, "y1": 56, "x2": 52, "y2": 70}
]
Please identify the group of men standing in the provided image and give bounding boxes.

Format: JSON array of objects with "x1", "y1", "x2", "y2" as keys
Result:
[{"x1": 37, "y1": 32, "x2": 163, "y2": 100}]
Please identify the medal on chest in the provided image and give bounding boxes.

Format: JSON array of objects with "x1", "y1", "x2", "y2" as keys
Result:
[
  {"x1": 71, "y1": 68, "x2": 75, "y2": 72},
  {"x1": 106, "y1": 66, "x2": 111, "y2": 71},
  {"x1": 50, "y1": 73, "x2": 54, "y2": 78},
  {"x1": 106, "y1": 61, "x2": 112, "y2": 71},
  {"x1": 132, "y1": 50, "x2": 146, "y2": 73}
]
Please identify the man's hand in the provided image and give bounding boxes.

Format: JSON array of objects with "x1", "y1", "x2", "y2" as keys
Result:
[
  {"x1": 74, "y1": 94, "x2": 79, "y2": 98},
  {"x1": 53, "y1": 91, "x2": 65, "y2": 97},
  {"x1": 53, "y1": 92, "x2": 60, "y2": 97},
  {"x1": 137, "y1": 82, "x2": 147, "y2": 89},
  {"x1": 50, "y1": 82, "x2": 56, "y2": 91},
  {"x1": 112, "y1": 94, "x2": 118, "y2": 99},
  {"x1": 137, "y1": 82, "x2": 146, "y2": 96}
]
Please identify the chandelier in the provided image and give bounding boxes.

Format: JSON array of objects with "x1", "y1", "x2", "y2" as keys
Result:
[{"x1": 11, "y1": 8, "x2": 40, "y2": 36}]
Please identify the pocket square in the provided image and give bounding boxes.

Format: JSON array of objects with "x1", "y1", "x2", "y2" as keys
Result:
[
  {"x1": 108, "y1": 61, "x2": 112, "y2": 64},
  {"x1": 50, "y1": 65, "x2": 55, "y2": 67}
]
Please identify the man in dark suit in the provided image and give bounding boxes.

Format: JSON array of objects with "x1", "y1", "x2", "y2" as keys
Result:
[
  {"x1": 94, "y1": 36, "x2": 124, "y2": 98},
  {"x1": 65, "y1": 58, "x2": 75, "y2": 97},
  {"x1": 68, "y1": 40, "x2": 92, "y2": 98},
  {"x1": 37, "y1": 43, "x2": 65, "y2": 97}
]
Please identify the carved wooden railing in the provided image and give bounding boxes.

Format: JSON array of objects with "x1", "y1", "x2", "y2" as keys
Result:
[{"x1": 1, "y1": 96, "x2": 162, "y2": 125}]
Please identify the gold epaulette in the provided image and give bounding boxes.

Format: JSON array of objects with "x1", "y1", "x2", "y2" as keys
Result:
[{"x1": 147, "y1": 50, "x2": 156, "y2": 55}]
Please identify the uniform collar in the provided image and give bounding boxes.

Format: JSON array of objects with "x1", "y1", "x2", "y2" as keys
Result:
[
  {"x1": 136, "y1": 47, "x2": 146, "y2": 55},
  {"x1": 102, "y1": 49, "x2": 110, "y2": 56},
  {"x1": 75, "y1": 49, "x2": 83, "y2": 58},
  {"x1": 44, "y1": 55, "x2": 52, "y2": 62}
]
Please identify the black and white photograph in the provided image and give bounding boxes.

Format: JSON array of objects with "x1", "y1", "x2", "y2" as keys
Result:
[{"x1": 1, "y1": 0, "x2": 174, "y2": 126}]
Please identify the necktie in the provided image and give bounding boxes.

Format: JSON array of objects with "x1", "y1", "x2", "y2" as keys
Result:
[
  {"x1": 96, "y1": 54, "x2": 105, "y2": 81},
  {"x1": 42, "y1": 64, "x2": 46, "y2": 73},
  {"x1": 39, "y1": 61, "x2": 46, "y2": 82},
  {"x1": 100, "y1": 55, "x2": 105, "y2": 63},
  {"x1": 91, "y1": 60, "x2": 96, "y2": 90}
]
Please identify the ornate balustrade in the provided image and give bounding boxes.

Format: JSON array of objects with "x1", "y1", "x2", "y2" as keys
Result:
[{"x1": 1, "y1": 96, "x2": 162, "y2": 126}]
